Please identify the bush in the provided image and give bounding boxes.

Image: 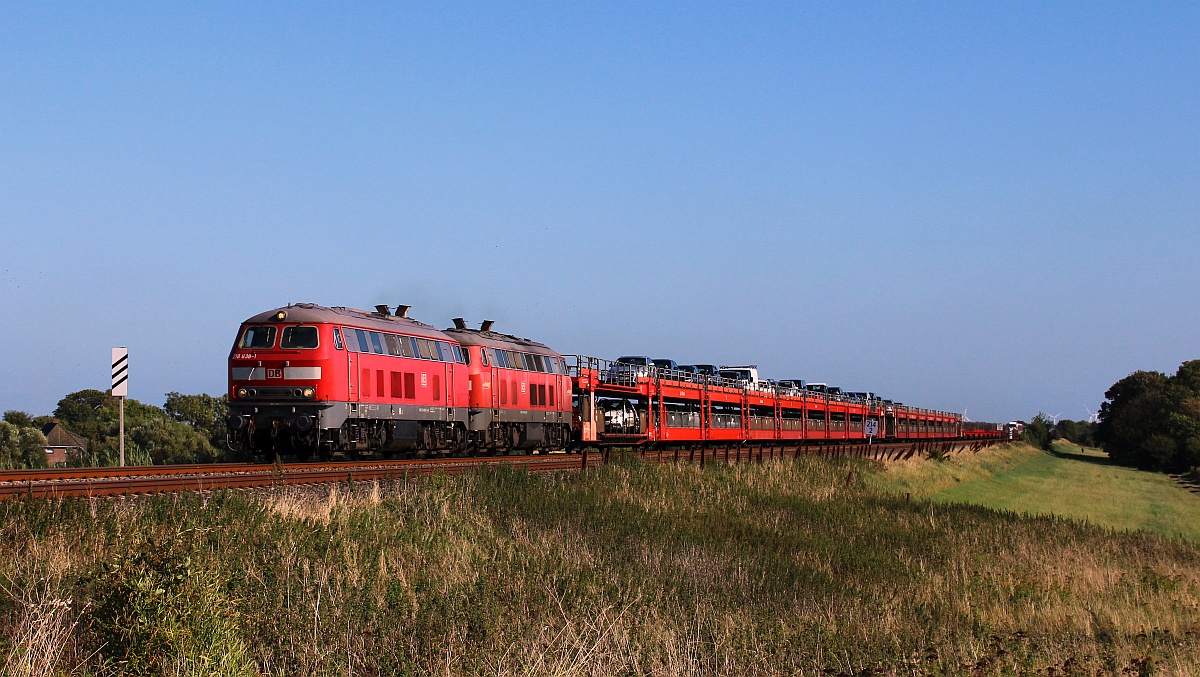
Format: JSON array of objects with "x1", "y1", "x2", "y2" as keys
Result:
[
  {"x1": 89, "y1": 529, "x2": 255, "y2": 677},
  {"x1": 52, "y1": 389, "x2": 229, "y2": 466},
  {"x1": 0, "y1": 421, "x2": 49, "y2": 469},
  {"x1": 1023, "y1": 414, "x2": 1054, "y2": 451}
]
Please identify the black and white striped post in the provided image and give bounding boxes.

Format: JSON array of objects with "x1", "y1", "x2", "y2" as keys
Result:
[{"x1": 111, "y1": 348, "x2": 128, "y2": 467}]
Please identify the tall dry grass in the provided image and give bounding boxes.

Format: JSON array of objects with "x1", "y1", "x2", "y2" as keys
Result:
[{"x1": 0, "y1": 456, "x2": 1198, "y2": 675}]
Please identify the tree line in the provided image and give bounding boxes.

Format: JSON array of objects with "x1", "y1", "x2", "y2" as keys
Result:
[
  {"x1": 1020, "y1": 360, "x2": 1200, "y2": 474},
  {"x1": 1022, "y1": 415, "x2": 1097, "y2": 452},
  {"x1": 2, "y1": 389, "x2": 231, "y2": 468},
  {"x1": 1094, "y1": 360, "x2": 1200, "y2": 472}
]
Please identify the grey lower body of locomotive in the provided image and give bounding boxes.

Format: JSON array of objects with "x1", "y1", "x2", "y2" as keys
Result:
[{"x1": 226, "y1": 401, "x2": 571, "y2": 458}]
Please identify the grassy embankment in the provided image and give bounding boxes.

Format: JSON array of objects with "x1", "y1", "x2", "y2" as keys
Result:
[
  {"x1": 2, "y1": 450, "x2": 1200, "y2": 675},
  {"x1": 874, "y1": 441, "x2": 1200, "y2": 542}
]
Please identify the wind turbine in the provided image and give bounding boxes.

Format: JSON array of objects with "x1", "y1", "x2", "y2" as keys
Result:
[
  {"x1": 962, "y1": 407, "x2": 971, "y2": 422},
  {"x1": 1083, "y1": 406, "x2": 1099, "y2": 424},
  {"x1": 1048, "y1": 412, "x2": 1063, "y2": 424}
]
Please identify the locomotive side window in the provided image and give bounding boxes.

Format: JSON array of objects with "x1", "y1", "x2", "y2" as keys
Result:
[
  {"x1": 530, "y1": 355, "x2": 545, "y2": 372},
  {"x1": 281, "y1": 326, "x2": 319, "y2": 349},
  {"x1": 417, "y1": 339, "x2": 435, "y2": 361},
  {"x1": 385, "y1": 334, "x2": 402, "y2": 357},
  {"x1": 369, "y1": 332, "x2": 385, "y2": 354},
  {"x1": 436, "y1": 342, "x2": 453, "y2": 362},
  {"x1": 480, "y1": 348, "x2": 488, "y2": 366},
  {"x1": 239, "y1": 326, "x2": 276, "y2": 349},
  {"x1": 354, "y1": 329, "x2": 369, "y2": 353},
  {"x1": 333, "y1": 327, "x2": 344, "y2": 350}
]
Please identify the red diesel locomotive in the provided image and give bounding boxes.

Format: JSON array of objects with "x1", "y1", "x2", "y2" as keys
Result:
[
  {"x1": 227, "y1": 303, "x2": 996, "y2": 458},
  {"x1": 226, "y1": 304, "x2": 571, "y2": 458}
]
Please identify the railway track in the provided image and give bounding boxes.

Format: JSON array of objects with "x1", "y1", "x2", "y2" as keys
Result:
[
  {"x1": 0, "y1": 454, "x2": 601, "y2": 501},
  {"x1": 0, "y1": 439, "x2": 1000, "y2": 501}
]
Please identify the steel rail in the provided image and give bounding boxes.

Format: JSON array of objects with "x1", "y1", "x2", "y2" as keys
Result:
[
  {"x1": 0, "y1": 463, "x2": 261, "y2": 483},
  {"x1": 0, "y1": 454, "x2": 602, "y2": 501},
  {"x1": 0, "y1": 453, "x2": 582, "y2": 484}
]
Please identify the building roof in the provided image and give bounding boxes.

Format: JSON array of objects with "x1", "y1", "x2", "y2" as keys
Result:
[{"x1": 41, "y1": 421, "x2": 88, "y2": 450}]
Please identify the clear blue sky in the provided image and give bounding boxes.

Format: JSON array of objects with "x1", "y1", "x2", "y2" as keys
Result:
[{"x1": 2, "y1": 3, "x2": 1197, "y2": 423}]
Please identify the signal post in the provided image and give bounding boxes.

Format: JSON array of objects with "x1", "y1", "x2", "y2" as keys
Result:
[{"x1": 112, "y1": 348, "x2": 128, "y2": 466}]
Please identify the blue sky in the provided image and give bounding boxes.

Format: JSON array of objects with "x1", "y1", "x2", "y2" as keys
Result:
[{"x1": 2, "y1": 3, "x2": 1197, "y2": 423}]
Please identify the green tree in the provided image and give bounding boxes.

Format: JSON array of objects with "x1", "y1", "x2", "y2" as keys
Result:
[
  {"x1": 1053, "y1": 419, "x2": 1096, "y2": 447},
  {"x1": 53, "y1": 389, "x2": 229, "y2": 466},
  {"x1": 1023, "y1": 414, "x2": 1054, "y2": 451},
  {"x1": 3, "y1": 410, "x2": 33, "y2": 427},
  {"x1": 0, "y1": 421, "x2": 49, "y2": 469},
  {"x1": 1096, "y1": 361, "x2": 1200, "y2": 471},
  {"x1": 164, "y1": 392, "x2": 228, "y2": 449}
]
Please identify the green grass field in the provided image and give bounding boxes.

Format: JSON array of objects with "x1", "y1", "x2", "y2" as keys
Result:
[
  {"x1": 876, "y1": 441, "x2": 1200, "y2": 542},
  {"x1": 4, "y1": 452, "x2": 1200, "y2": 675}
]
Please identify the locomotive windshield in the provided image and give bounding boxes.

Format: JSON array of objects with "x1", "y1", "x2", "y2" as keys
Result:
[
  {"x1": 239, "y1": 326, "x2": 276, "y2": 349},
  {"x1": 281, "y1": 326, "x2": 319, "y2": 349}
]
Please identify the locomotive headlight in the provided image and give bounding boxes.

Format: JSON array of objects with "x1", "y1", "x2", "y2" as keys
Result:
[
  {"x1": 274, "y1": 311, "x2": 287, "y2": 321},
  {"x1": 303, "y1": 387, "x2": 315, "y2": 398},
  {"x1": 237, "y1": 387, "x2": 248, "y2": 398}
]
